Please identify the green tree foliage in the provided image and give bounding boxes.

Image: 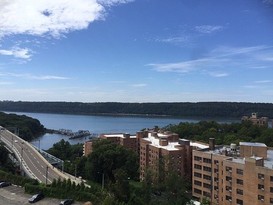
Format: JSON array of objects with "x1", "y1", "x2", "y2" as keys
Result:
[
  {"x1": 86, "y1": 139, "x2": 139, "y2": 184},
  {"x1": 46, "y1": 139, "x2": 83, "y2": 161},
  {"x1": 0, "y1": 112, "x2": 44, "y2": 141},
  {"x1": 1, "y1": 101, "x2": 273, "y2": 118},
  {"x1": 165, "y1": 121, "x2": 273, "y2": 146}
]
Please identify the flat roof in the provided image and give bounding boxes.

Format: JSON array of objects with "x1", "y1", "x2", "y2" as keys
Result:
[
  {"x1": 240, "y1": 142, "x2": 267, "y2": 147},
  {"x1": 103, "y1": 134, "x2": 137, "y2": 139},
  {"x1": 143, "y1": 133, "x2": 180, "y2": 151}
]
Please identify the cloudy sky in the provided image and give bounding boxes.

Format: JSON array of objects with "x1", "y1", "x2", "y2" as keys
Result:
[{"x1": 0, "y1": 0, "x2": 273, "y2": 103}]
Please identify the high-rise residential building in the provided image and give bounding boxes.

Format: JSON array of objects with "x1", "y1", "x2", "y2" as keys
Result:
[
  {"x1": 138, "y1": 130, "x2": 208, "y2": 182},
  {"x1": 192, "y1": 138, "x2": 273, "y2": 205}
]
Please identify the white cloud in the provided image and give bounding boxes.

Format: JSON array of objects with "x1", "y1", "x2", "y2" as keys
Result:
[
  {"x1": 195, "y1": 25, "x2": 224, "y2": 34},
  {"x1": 131, "y1": 83, "x2": 147, "y2": 87},
  {"x1": 98, "y1": 0, "x2": 134, "y2": 6},
  {"x1": 156, "y1": 36, "x2": 189, "y2": 44},
  {"x1": 255, "y1": 80, "x2": 272, "y2": 84},
  {"x1": 0, "y1": 72, "x2": 70, "y2": 80},
  {"x1": 148, "y1": 58, "x2": 226, "y2": 73},
  {"x1": 0, "y1": 0, "x2": 133, "y2": 39},
  {"x1": 209, "y1": 72, "x2": 229, "y2": 78},
  {"x1": 0, "y1": 47, "x2": 32, "y2": 59},
  {"x1": 148, "y1": 45, "x2": 273, "y2": 77}
]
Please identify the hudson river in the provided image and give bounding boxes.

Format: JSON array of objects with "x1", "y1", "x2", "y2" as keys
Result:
[{"x1": 8, "y1": 112, "x2": 239, "y2": 150}]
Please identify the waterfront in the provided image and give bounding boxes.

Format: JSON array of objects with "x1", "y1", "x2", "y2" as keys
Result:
[{"x1": 7, "y1": 112, "x2": 239, "y2": 150}]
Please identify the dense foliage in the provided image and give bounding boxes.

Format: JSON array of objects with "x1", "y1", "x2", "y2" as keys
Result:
[
  {"x1": 1, "y1": 101, "x2": 273, "y2": 118},
  {"x1": 46, "y1": 139, "x2": 193, "y2": 204},
  {"x1": 0, "y1": 111, "x2": 44, "y2": 141},
  {"x1": 165, "y1": 120, "x2": 273, "y2": 146}
]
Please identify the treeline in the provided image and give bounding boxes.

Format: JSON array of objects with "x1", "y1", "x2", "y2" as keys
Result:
[
  {"x1": 0, "y1": 112, "x2": 45, "y2": 141},
  {"x1": 165, "y1": 120, "x2": 273, "y2": 146},
  {"x1": 1, "y1": 101, "x2": 273, "y2": 118}
]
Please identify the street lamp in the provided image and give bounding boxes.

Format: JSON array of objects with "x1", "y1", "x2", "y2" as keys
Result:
[{"x1": 45, "y1": 165, "x2": 49, "y2": 185}]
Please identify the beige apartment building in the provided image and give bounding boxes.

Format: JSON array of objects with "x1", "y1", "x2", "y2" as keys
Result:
[{"x1": 192, "y1": 138, "x2": 273, "y2": 205}]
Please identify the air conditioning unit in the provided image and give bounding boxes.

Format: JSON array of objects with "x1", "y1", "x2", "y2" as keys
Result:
[
  {"x1": 261, "y1": 188, "x2": 264, "y2": 191},
  {"x1": 261, "y1": 198, "x2": 264, "y2": 202},
  {"x1": 229, "y1": 199, "x2": 232, "y2": 202}
]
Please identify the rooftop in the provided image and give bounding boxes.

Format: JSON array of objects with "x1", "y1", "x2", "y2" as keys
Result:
[
  {"x1": 199, "y1": 144, "x2": 273, "y2": 169},
  {"x1": 143, "y1": 133, "x2": 208, "y2": 151},
  {"x1": 240, "y1": 142, "x2": 267, "y2": 147}
]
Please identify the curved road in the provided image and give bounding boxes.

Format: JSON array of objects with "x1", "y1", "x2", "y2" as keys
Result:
[{"x1": 0, "y1": 127, "x2": 67, "y2": 184}]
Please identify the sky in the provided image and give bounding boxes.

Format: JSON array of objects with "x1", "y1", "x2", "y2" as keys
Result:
[{"x1": 0, "y1": 0, "x2": 273, "y2": 103}]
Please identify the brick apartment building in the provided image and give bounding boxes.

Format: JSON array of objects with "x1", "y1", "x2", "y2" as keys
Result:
[
  {"x1": 83, "y1": 133, "x2": 138, "y2": 156},
  {"x1": 192, "y1": 138, "x2": 273, "y2": 205}
]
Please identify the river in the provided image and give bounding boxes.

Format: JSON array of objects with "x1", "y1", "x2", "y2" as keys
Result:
[{"x1": 7, "y1": 112, "x2": 239, "y2": 150}]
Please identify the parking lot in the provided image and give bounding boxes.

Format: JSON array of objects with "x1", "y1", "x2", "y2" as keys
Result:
[{"x1": 0, "y1": 185, "x2": 82, "y2": 205}]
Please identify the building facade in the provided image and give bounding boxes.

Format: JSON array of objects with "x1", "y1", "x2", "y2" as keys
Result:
[
  {"x1": 138, "y1": 130, "x2": 203, "y2": 181},
  {"x1": 241, "y1": 112, "x2": 269, "y2": 127},
  {"x1": 83, "y1": 133, "x2": 138, "y2": 156},
  {"x1": 192, "y1": 139, "x2": 273, "y2": 205}
]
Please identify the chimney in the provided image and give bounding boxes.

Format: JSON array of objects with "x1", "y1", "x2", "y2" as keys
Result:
[{"x1": 209, "y1": 138, "x2": 215, "y2": 150}]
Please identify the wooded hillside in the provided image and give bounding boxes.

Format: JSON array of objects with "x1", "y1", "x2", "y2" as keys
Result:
[{"x1": 0, "y1": 101, "x2": 273, "y2": 118}]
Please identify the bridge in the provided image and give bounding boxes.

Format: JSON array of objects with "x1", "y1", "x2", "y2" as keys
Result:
[{"x1": 0, "y1": 126, "x2": 83, "y2": 185}]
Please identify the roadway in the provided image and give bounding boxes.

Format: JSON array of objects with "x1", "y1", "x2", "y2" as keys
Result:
[{"x1": 0, "y1": 126, "x2": 67, "y2": 184}]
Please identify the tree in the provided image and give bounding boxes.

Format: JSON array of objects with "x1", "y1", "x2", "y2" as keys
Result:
[{"x1": 86, "y1": 139, "x2": 139, "y2": 185}]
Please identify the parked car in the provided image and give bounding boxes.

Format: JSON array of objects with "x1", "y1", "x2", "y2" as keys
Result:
[
  {"x1": 28, "y1": 192, "x2": 44, "y2": 203},
  {"x1": 60, "y1": 199, "x2": 74, "y2": 205},
  {"x1": 0, "y1": 181, "x2": 11, "y2": 188}
]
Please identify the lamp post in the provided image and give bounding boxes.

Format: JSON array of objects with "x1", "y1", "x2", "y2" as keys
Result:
[
  {"x1": 20, "y1": 147, "x2": 24, "y2": 171},
  {"x1": 45, "y1": 165, "x2": 49, "y2": 185}
]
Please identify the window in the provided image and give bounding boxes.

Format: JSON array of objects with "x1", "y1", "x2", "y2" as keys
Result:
[
  {"x1": 214, "y1": 160, "x2": 219, "y2": 165},
  {"x1": 270, "y1": 187, "x2": 273, "y2": 193},
  {"x1": 203, "y1": 158, "x2": 212, "y2": 163},
  {"x1": 236, "y1": 169, "x2": 243, "y2": 175},
  {"x1": 226, "y1": 186, "x2": 232, "y2": 192},
  {"x1": 194, "y1": 188, "x2": 201, "y2": 194},
  {"x1": 270, "y1": 198, "x2": 273, "y2": 204},
  {"x1": 237, "y1": 179, "x2": 243, "y2": 185},
  {"x1": 225, "y1": 195, "x2": 232, "y2": 201},
  {"x1": 258, "y1": 195, "x2": 264, "y2": 202},
  {"x1": 203, "y1": 174, "x2": 211, "y2": 180},
  {"x1": 258, "y1": 184, "x2": 264, "y2": 190},
  {"x1": 203, "y1": 191, "x2": 211, "y2": 197},
  {"x1": 258, "y1": 173, "x2": 265, "y2": 180},
  {"x1": 214, "y1": 168, "x2": 219, "y2": 173},
  {"x1": 271, "y1": 176, "x2": 273, "y2": 182},
  {"x1": 203, "y1": 166, "x2": 212, "y2": 172},
  {"x1": 194, "y1": 164, "x2": 202, "y2": 170},
  {"x1": 214, "y1": 186, "x2": 219, "y2": 191},
  {"x1": 194, "y1": 156, "x2": 202, "y2": 161},
  {"x1": 236, "y1": 189, "x2": 243, "y2": 195},
  {"x1": 203, "y1": 183, "x2": 211, "y2": 189},
  {"x1": 194, "y1": 180, "x2": 202, "y2": 186},
  {"x1": 226, "y1": 176, "x2": 232, "y2": 182},
  {"x1": 226, "y1": 166, "x2": 232, "y2": 172},
  {"x1": 194, "y1": 172, "x2": 202, "y2": 178},
  {"x1": 237, "y1": 199, "x2": 243, "y2": 205}
]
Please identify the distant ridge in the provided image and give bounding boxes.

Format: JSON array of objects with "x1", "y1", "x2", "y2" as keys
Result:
[{"x1": 0, "y1": 101, "x2": 273, "y2": 118}]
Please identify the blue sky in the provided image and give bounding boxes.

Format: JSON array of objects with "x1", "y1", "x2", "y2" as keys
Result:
[{"x1": 0, "y1": 0, "x2": 273, "y2": 103}]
